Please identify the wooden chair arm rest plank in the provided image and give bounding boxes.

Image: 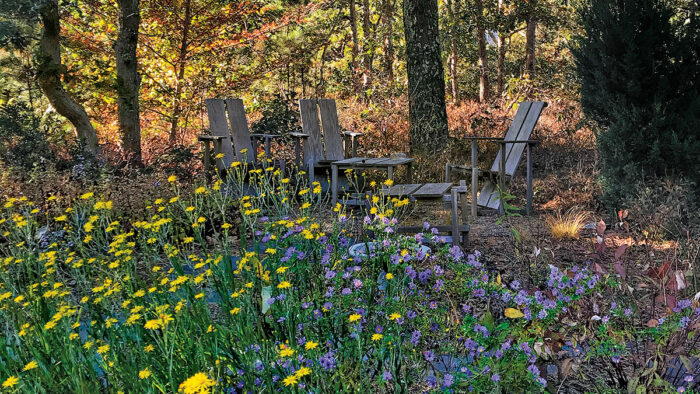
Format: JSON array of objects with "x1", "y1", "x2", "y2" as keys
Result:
[
  {"x1": 289, "y1": 132, "x2": 309, "y2": 138},
  {"x1": 198, "y1": 135, "x2": 228, "y2": 141}
]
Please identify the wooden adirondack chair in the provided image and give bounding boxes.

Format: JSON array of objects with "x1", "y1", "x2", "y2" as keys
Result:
[
  {"x1": 293, "y1": 99, "x2": 362, "y2": 181},
  {"x1": 199, "y1": 98, "x2": 282, "y2": 178},
  {"x1": 445, "y1": 101, "x2": 547, "y2": 216}
]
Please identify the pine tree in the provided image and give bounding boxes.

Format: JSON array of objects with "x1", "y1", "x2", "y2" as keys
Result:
[{"x1": 573, "y1": 0, "x2": 700, "y2": 206}]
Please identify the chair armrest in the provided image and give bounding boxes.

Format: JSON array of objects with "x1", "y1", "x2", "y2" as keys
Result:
[
  {"x1": 446, "y1": 163, "x2": 476, "y2": 172},
  {"x1": 289, "y1": 132, "x2": 309, "y2": 138},
  {"x1": 464, "y1": 136, "x2": 503, "y2": 141},
  {"x1": 250, "y1": 133, "x2": 281, "y2": 139},
  {"x1": 464, "y1": 136, "x2": 539, "y2": 145},
  {"x1": 198, "y1": 135, "x2": 228, "y2": 141},
  {"x1": 342, "y1": 131, "x2": 364, "y2": 137}
]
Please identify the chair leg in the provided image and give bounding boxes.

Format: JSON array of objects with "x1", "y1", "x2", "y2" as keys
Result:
[
  {"x1": 471, "y1": 140, "x2": 478, "y2": 218},
  {"x1": 450, "y1": 187, "x2": 459, "y2": 247}
]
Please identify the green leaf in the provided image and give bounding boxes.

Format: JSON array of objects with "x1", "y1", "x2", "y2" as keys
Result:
[{"x1": 261, "y1": 286, "x2": 272, "y2": 314}]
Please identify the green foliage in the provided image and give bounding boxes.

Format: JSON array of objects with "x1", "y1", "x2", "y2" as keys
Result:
[
  {"x1": 251, "y1": 93, "x2": 301, "y2": 137},
  {"x1": 0, "y1": 103, "x2": 55, "y2": 171},
  {"x1": 573, "y1": 0, "x2": 700, "y2": 207}
]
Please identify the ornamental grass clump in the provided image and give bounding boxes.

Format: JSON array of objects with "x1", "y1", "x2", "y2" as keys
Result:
[{"x1": 0, "y1": 157, "x2": 698, "y2": 392}]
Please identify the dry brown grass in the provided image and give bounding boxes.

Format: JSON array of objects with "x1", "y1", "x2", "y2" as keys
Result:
[{"x1": 545, "y1": 208, "x2": 587, "y2": 240}]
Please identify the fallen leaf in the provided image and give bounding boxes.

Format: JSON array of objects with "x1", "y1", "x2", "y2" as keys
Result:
[
  {"x1": 614, "y1": 244, "x2": 627, "y2": 260},
  {"x1": 618, "y1": 209, "x2": 628, "y2": 220},
  {"x1": 646, "y1": 319, "x2": 659, "y2": 328},
  {"x1": 596, "y1": 220, "x2": 606, "y2": 236},
  {"x1": 504, "y1": 308, "x2": 524, "y2": 319},
  {"x1": 613, "y1": 261, "x2": 626, "y2": 279},
  {"x1": 655, "y1": 293, "x2": 677, "y2": 309},
  {"x1": 592, "y1": 262, "x2": 607, "y2": 275},
  {"x1": 648, "y1": 261, "x2": 671, "y2": 281},
  {"x1": 665, "y1": 271, "x2": 688, "y2": 292}
]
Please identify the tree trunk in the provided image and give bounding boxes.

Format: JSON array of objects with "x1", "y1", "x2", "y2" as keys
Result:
[
  {"x1": 403, "y1": 0, "x2": 449, "y2": 155},
  {"x1": 37, "y1": 0, "x2": 99, "y2": 154},
  {"x1": 525, "y1": 0, "x2": 537, "y2": 77},
  {"x1": 349, "y1": 0, "x2": 360, "y2": 94},
  {"x1": 496, "y1": 0, "x2": 506, "y2": 95},
  {"x1": 380, "y1": 0, "x2": 395, "y2": 80},
  {"x1": 446, "y1": 0, "x2": 459, "y2": 102},
  {"x1": 169, "y1": 0, "x2": 191, "y2": 146},
  {"x1": 475, "y1": 0, "x2": 490, "y2": 102},
  {"x1": 361, "y1": 0, "x2": 374, "y2": 101},
  {"x1": 115, "y1": 0, "x2": 142, "y2": 165}
]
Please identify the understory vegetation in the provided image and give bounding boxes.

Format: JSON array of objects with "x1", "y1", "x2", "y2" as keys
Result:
[{"x1": 1, "y1": 164, "x2": 698, "y2": 392}]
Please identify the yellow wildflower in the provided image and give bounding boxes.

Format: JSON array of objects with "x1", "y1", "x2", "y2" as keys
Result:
[
  {"x1": 139, "y1": 368, "x2": 152, "y2": 379},
  {"x1": 178, "y1": 372, "x2": 216, "y2": 394},
  {"x1": 305, "y1": 341, "x2": 318, "y2": 351},
  {"x1": 2, "y1": 376, "x2": 18, "y2": 389}
]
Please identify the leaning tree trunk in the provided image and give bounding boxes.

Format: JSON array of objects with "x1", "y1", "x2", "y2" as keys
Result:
[
  {"x1": 115, "y1": 0, "x2": 142, "y2": 165},
  {"x1": 475, "y1": 0, "x2": 490, "y2": 102},
  {"x1": 169, "y1": 0, "x2": 192, "y2": 146},
  {"x1": 524, "y1": 0, "x2": 537, "y2": 77},
  {"x1": 403, "y1": 0, "x2": 449, "y2": 155},
  {"x1": 37, "y1": 0, "x2": 99, "y2": 154}
]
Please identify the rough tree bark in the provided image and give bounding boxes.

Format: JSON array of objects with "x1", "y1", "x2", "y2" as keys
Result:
[
  {"x1": 524, "y1": 0, "x2": 537, "y2": 77},
  {"x1": 446, "y1": 0, "x2": 459, "y2": 102},
  {"x1": 403, "y1": 0, "x2": 449, "y2": 155},
  {"x1": 475, "y1": 0, "x2": 490, "y2": 102},
  {"x1": 115, "y1": 0, "x2": 142, "y2": 165},
  {"x1": 380, "y1": 0, "x2": 395, "y2": 80},
  {"x1": 361, "y1": 0, "x2": 375, "y2": 100},
  {"x1": 37, "y1": 0, "x2": 99, "y2": 154},
  {"x1": 169, "y1": 0, "x2": 191, "y2": 145},
  {"x1": 496, "y1": 0, "x2": 506, "y2": 95},
  {"x1": 349, "y1": 0, "x2": 360, "y2": 94}
]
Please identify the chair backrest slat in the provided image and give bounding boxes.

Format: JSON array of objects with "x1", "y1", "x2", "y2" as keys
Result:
[
  {"x1": 490, "y1": 101, "x2": 545, "y2": 175},
  {"x1": 205, "y1": 98, "x2": 236, "y2": 170},
  {"x1": 224, "y1": 98, "x2": 255, "y2": 163},
  {"x1": 318, "y1": 99, "x2": 344, "y2": 161},
  {"x1": 299, "y1": 99, "x2": 325, "y2": 168}
]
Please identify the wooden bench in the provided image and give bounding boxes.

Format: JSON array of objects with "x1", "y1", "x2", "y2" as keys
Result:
[{"x1": 382, "y1": 181, "x2": 470, "y2": 248}]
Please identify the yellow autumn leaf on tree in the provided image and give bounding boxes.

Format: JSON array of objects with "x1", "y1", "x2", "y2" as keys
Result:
[{"x1": 504, "y1": 308, "x2": 524, "y2": 319}]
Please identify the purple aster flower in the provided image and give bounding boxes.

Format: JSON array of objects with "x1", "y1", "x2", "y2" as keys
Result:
[
  {"x1": 491, "y1": 373, "x2": 501, "y2": 382},
  {"x1": 382, "y1": 371, "x2": 392, "y2": 381},
  {"x1": 423, "y1": 350, "x2": 435, "y2": 362},
  {"x1": 342, "y1": 288, "x2": 352, "y2": 295},
  {"x1": 411, "y1": 330, "x2": 421, "y2": 346},
  {"x1": 323, "y1": 302, "x2": 333, "y2": 310},
  {"x1": 680, "y1": 316, "x2": 691, "y2": 328},
  {"x1": 325, "y1": 270, "x2": 336, "y2": 280},
  {"x1": 443, "y1": 374, "x2": 454, "y2": 388},
  {"x1": 319, "y1": 351, "x2": 336, "y2": 371}
]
